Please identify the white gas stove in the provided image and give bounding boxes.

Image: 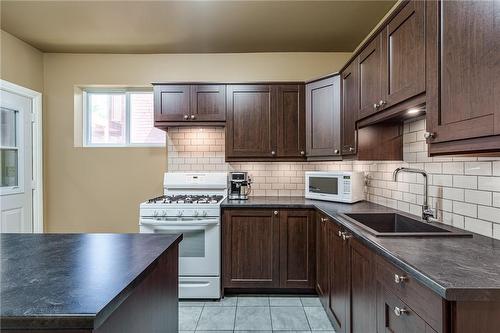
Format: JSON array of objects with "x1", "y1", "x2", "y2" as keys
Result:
[{"x1": 139, "y1": 172, "x2": 227, "y2": 299}]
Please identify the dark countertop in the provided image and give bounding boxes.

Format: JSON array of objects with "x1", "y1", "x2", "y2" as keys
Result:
[
  {"x1": 222, "y1": 197, "x2": 500, "y2": 301},
  {"x1": 0, "y1": 233, "x2": 182, "y2": 330}
]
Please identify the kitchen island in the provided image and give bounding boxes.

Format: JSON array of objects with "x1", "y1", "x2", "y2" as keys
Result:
[{"x1": 0, "y1": 233, "x2": 182, "y2": 332}]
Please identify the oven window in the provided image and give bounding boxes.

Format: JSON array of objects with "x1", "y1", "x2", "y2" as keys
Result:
[
  {"x1": 155, "y1": 229, "x2": 205, "y2": 258},
  {"x1": 309, "y1": 177, "x2": 338, "y2": 195}
]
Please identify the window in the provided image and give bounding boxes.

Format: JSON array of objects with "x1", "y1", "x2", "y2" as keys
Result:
[
  {"x1": 84, "y1": 89, "x2": 165, "y2": 146},
  {"x1": 1, "y1": 107, "x2": 20, "y2": 189}
]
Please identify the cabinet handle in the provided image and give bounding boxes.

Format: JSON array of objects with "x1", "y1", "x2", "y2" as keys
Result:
[
  {"x1": 183, "y1": 115, "x2": 189, "y2": 120},
  {"x1": 334, "y1": 149, "x2": 339, "y2": 154},
  {"x1": 342, "y1": 232, "x2": 352, "y2": 241},
  {"x1": 271, "y1": 151, "x2": 276, "y2": 156},
  {"x1": 273, "y1": 210, "x2": 279, "y2": 216},
  {"x1": 394, "y1": 306, "x2": 409, "y2": 317},
  {"x1": 349, "y1": 147, "x2": 355, "y2": 152},
  {"x1": 338, "y1": 230, "x2": 343, "y2": 237},
  {"x1": 379, "y1": 100, "x2": 387, "y2": 107},
  {"x1": 424, "y1": 132, "x2": 436, "y2": 140},
  {"x1": 373, "y1": 103, "x2": 379, "y2": 109},
  {"x1": 394, "y1": 274, "x2": 408, "y2": 284},
  {"x1": 190, "y1": 115, "x2": 196, "y2": 120},
  {"x1": 300, "y1": 150, "x2": 305, "y2": 156},
  {"x1": 320, "y1": 217, "x2": 327, "y2": 222}
]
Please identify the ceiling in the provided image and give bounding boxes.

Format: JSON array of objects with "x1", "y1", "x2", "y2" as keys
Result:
[{"x1": 1, "y1": 0, "x2": 396, "y2": 54}]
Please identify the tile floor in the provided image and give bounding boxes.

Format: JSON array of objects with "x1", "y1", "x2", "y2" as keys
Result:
[{"x1": 179, "y1": 295, "x2": 335, "y2": 332}]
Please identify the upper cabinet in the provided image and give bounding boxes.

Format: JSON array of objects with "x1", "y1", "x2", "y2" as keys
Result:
[
  {"x1": 225, "y1": 84, "x2": 306, "y2": 161},
  {"x1": 357, "y1": 33, "x2": 383, "y2": 120},
  {"x1": 153, "y1": 84, "x2": 226, "y2": 127},
  {"x1": 341, "y1": 60, "x2": 359, "y2": 156},
  {"x1": 425, "y1": 0, "x2": 500, "y2": 155},
  {"x1": 306, "y1": 76, "x2": 341, "y2": 159}
]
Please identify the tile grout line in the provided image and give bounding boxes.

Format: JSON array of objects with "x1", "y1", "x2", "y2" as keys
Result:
[{"x1": 301, "y1": 304, "x2": 313, "y2": 332}]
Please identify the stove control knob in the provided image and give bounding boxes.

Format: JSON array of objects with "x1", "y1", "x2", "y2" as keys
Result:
[
  {"x1": 177, "y1": 211, "x2": 183, "y2": 217},
  {"x1": 193, "y1": 211, "x2": 199, "y2": 217},
  {"x1": 202, "y1": 211, "x2": 208, "y2": 217}
]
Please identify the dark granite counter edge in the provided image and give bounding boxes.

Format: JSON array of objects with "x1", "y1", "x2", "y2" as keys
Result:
[
  {"x1": 94, "y1": 234, "x2": 183, "y2": 329},
  {"x1": 221, "y1": 199, "x2": 499, "y2": 302},
  {"x1": 0, "y1": 234, "x2": 183, "y2": 330}
]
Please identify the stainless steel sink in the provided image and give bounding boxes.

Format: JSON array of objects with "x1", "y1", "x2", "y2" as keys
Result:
[{"x1": 340, "y1": 213, "x2": 472, "y2": 237}]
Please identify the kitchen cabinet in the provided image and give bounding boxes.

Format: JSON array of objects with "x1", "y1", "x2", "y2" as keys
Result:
[
  {"x1": 357, "y1": 33, "x2": 383, "y2": 120},
  {"x1": 305, "y1": 75, "x2": 341, "y2": 159},
  {"x1": 225, "y1": 84, "x2": 306, "y2": 161},
  {"x1": 153, "y1": 84, "x2": 226, "y2": 126},
  {"x1": 316, "y1": 213, "x2": 330, "y2": 307},
  {"x1": 341, "y1": 60, "x2": 358, "y2": 156},
  {"x1": 425, "y1": 0, "x2": 500, "y2": 155},
  {"x1": 328, "y1": 222, "x2": 348, "y2": 333},
  {"x1": 223, "y1": 208, "x2": 314, "y2": 290}
]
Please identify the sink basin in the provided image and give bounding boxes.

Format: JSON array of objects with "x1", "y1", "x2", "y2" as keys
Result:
[{"x1": 340, "y1": 213, "x2": 472, "y2": 237}]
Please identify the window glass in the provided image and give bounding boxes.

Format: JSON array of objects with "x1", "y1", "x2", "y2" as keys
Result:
[
  {"x1": 0, "y1": 108, "x2": 19, "y2": 187},
  {"x1": 1, "y1": 108, "x2": 16, "y2": 147},
  {"x1": 130, "y1": 93, "x2": 165, "y2": 144},
  {"x1": 88, "y1": 93, "x2": 126, "y2": 144}
]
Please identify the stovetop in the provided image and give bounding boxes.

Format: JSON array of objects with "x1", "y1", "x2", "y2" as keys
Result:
[{"x1": 146, "y1": 194, "x2": 224, "y2": 205}]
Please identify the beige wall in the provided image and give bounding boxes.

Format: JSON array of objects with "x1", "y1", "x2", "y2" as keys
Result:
[
  {"x1": 0, "y1": 30, "x2": 43, "y2": 92},
  {"x1": 43, "y1": 52, "x2": 351, "y2": 232}
]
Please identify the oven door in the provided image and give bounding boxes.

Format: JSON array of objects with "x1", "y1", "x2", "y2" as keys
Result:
[{"x1": 139, "y1": 218, "x2": 220, "y2": 276}]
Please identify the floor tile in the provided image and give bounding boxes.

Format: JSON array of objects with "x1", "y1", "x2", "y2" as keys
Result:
[
  {"x1": 196, "y1": 306, "x2": 236, "y2": 331},
  {"x1": 238, "y1": 296, "x2": 270, "y2": 306},
  {"x1": 304, "y1": 307, "x2": 334, "y2": 331},
  {"x1": 269, "y1": 296, "x2": 302, "y2": 307},
  {"x1": 179, "y1": 306, "x2": 203, "y2": 331},
  {"x1": 235, "y1": 306, "x2": 272, "y2": 330},
  {"x1": 180, "y1": 301, "x2": 206, "y2": 307},
  {"x1": 205, "y1": 296, "x2": 238, "y2": 307},
  {"x1": 300, "y1": 296, "x2": 322, "y2": 307},
  {"x1": 270, "y1": 306, "x2": 310, "y2": 331}
]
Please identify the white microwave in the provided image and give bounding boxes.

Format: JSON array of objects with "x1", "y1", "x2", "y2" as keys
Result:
[{"x1": 305, "y1": 171, "x2": 364, "y2": 203}]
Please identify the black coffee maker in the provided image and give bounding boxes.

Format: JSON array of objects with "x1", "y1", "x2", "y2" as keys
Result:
[{"x1": 228, "y1": 172, "x2": 251, "y2": 200}]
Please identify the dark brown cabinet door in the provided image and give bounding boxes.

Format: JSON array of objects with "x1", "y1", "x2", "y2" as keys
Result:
[
  {"x1": 316, "y1": 214, "x2": 330, "y2": 306},
  {"x1": 279, "y1": 210, "x2": 315, "y2": 288},
  {"x1": 376, "y1": 284, "x2": 433, "y2": 333},
  {"x1": 226, "y1": 85, "x2": 277, "y2": 159},
  {"x1": 222, "y1": 209, "x2": 280, "y2": 288},
  {"x1": 190, "y1": 85, "x2": 226, "y2": 121},
  {"x1": 306, "y1": 76, "x2": 341, "y2": 158},
  {"x1": 341, "y1": 60, "x2": 359, "y2": 155},
  {"x1": 381, "y1": 0, "x2": 425, "y2": 108},
  {"x1": 426, "y1": 0, "x2": 500, "y2": 152},
  {"x1": 277, "y1": 84, "x2": 306, "y2": 158},
  {"x1": 349, "y1": 237, "x2": 376, "y2": 333},
  {"x1": 358, "y1": 33, "x2": 383, "y2": 119},
  {"x1": 153, "y1": 85, "x2": 190, "y2": 122},
  {"x1": 328, "y1": 223, "x2": 348, "y2": 333}
]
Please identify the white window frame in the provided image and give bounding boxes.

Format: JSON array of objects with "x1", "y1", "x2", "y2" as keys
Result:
[{"x1": 83, "y1": 88, "x2": 165, "y2": 147}]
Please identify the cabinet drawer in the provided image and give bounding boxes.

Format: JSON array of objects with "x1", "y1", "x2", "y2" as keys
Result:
[
  {"x1": 375, "y1": 255, "x2": 444, "y2": 332},
  {"x1": 377, "y1": 283, "x2": 437, "y2": 333}
]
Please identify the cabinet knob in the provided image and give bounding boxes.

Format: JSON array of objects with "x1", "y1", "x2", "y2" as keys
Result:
[
  {"x1": 394, "y1": 306, "x2": 409, "y2": 317},
  {"x1": 273, "y1": 210, "x2": 279, "y2": 216},
  {"x1": 349, "y1": 147, "x2": 355, "y2": 152},
  {"x1": 342, "y1": 232, "x2": 352, "y2": 241},
  {"x1": 320, "y1": 217, "x2": 327, "y2": 222},
  {"x1": 338, "y1": 230, "x2": 343, "y2": 237},
  {"x1": 394, "y1": 274, "x2": 408, "y2": 284},
  {"x1": 334, "y1": 149, "x2": 340, "y2": 154},
  {"x1": 183, "y1": 115, "x2": 189, "y2": 120},
  {"x1": 271, "y1": 151, "x2": 276, "y2": 156},
  {"x1": 190, "y1": 115, "x2": 196, "y2": 120},
  {"x1": 424, "y1": 132, "x2": 436, "y2": 140},
  {"x1": 300, "y1": 150, "x2": 305, "y2": 156},
  {"x1": 379, "y1": 100, "x2": 387, "y2": 107},
  {"x1": 373, "y1": 103, "x2": 379, "y2": 109}
]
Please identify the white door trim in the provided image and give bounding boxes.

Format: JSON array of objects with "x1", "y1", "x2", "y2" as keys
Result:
[{"x1": 1, "y1": 80, "x2": 43, "y2": 233}]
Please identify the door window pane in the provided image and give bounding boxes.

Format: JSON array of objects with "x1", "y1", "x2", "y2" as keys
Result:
[
  {"x1": 0, "y1": 108, "x2": 17, "y2": 147},
  {"x1": 88, "y1": 93, "x2": 126, "y2": 144},
  {"x1": 1, "y1": 149, "x2": 18, "y2": 187},
  {"x1": 130, "y1": 93, "x2": 165, "y2": 144}
]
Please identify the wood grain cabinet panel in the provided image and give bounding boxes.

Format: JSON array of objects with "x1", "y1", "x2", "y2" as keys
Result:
[
  {"x1": 341, "y1": 60, "x2": 359, "y2": 155},
  {"x1": 279, "y1": 210, "x2": 315, "y2": 288},
  {"x1": 426, "y1": 0, "x2": 500, "y2": 154},
  {"x1": 277, "y1": 85, "x2": 306, "y2": 159},
  {"x1": 226, "y1": 85, "x2": 277, "y2": 159},
  {"x1": 358, "y1": 33, "x2": 383, "y2": 119},
  {"x1": 306, "y1": 76, "x2": 341, "y2": 158},
  {"x1": 223, "y1": 209, "x2": 280, "y2": 288},
  {"x1": 381, "y1": 0, "x2": 425, "y2": 108},
  {"x1": 153, "y1": 85, "x2": 190, "y2": 122},
  {"x1": 190, "y1": 85, "x2": 226, "y2": 121}
]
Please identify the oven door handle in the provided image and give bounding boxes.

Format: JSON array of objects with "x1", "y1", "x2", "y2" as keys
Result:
[{"x1": 140, "y1": 219, "x2": 219, "y2": 227}]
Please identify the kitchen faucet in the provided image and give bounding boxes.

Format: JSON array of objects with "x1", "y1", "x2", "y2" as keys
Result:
[{"x1": 393, "y1": 167, "x2": 435, "y2": 222}]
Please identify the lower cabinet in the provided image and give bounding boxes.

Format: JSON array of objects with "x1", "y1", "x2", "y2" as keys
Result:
[
  {"x1": 222, "y1": 209, "x2": 315, "y2": 290},
  {"x1": 328, "y1": 222, "x2": 348, "y2": 333}
]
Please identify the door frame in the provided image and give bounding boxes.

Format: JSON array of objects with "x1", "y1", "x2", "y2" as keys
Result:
[{"x1": 1, "y1": 79, "x2": 43, "y2": 233}]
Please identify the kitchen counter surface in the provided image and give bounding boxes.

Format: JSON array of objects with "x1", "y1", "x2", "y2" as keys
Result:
[
  {"x1": 0, "y1": 233, "x2": 182, "y2": 330},
  {"x1": 222, "y1": 197, "x2": 500, "y2": 301}
]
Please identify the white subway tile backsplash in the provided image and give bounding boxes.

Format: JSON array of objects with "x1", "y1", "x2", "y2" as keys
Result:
[{"x1": 166, "y1": 120, "x2": 500, "y2": 240}]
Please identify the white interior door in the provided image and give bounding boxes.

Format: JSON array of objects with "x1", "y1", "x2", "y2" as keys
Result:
[{"x1": 0, "y1": 89, "x2": 33, "y2": 233}]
